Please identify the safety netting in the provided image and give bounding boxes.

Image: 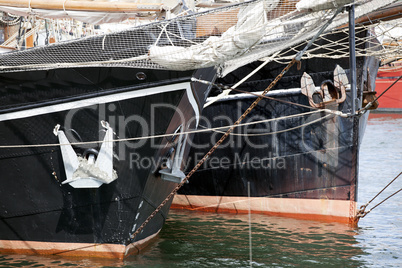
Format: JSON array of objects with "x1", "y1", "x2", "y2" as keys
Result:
[{"x1": 0, "y1": 0, "x2": 398, "y2": 75}]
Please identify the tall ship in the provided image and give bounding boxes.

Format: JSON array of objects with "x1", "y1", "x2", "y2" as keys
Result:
[
  {"x1": 174, "y1": 42, "x2": 378, "y2": 224},
  {"x1": 0, "y1": 0, "x2": 398, "y2": 259}
]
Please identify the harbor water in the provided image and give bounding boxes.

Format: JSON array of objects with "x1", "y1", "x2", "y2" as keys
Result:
[{"x1": 0, "y1": 113, "x2": 401, "y2": 267}]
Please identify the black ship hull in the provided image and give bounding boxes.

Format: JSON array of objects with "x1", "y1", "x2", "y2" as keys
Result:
[
  {"x1": 173, "y1": 32, "x2": 379, "y2": 224},
  {"x1": 0, "y1": 66, "x2": 215, "y2": 258}
]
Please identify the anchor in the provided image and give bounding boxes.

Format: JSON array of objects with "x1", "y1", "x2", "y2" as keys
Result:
[
  {"x1": 301, "y1": 65, "x2": 347, "y2": 108},
  {"x1": 54, "y1": 121, "x2": 118, "y2": 188},
  {"x1": 159, "y1": 125, "x2": 188, "y2": 183}
]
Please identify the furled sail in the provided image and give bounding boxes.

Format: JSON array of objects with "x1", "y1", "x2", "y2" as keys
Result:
[{"x1": 148, "y1": 0, "x2": 266, "y2": 70}]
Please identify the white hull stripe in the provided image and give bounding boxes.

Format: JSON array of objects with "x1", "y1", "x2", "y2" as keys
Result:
[{"x1": 0, "y1": 82, "x2": 196, "y2": 122}]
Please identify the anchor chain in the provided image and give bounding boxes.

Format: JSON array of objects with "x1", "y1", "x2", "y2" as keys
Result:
[
  {"x1": 130, "y1": 7, "x2": 344, "y2": 240},
  {"x1": 130, "y1": 58, "x2": 299, "y2": 240}
]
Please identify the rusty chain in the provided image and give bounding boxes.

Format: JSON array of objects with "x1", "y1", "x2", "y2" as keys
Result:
[
  {"x1": 130, "y1": 7, "x2": 344, "y2": 240},
  {"x1": 130, "y1": 58, "x2": 298, "y2": 239}
]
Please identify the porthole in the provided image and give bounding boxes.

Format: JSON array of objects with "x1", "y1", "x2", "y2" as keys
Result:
[{"x1": 136, "y1": 72, "x2": 146, "y2": 80}]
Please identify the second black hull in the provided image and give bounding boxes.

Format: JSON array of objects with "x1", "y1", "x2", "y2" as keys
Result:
[{"x1": 173, "y1": 31, "x2": 379, "y2": 224}]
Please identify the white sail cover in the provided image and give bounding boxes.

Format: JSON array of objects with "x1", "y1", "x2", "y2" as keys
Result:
[
  {"x1": 149, "y1": 1, "x2": 266, "y2": 70},
  {"x1": 296, "y1": 0, "x2": 354, "y2": 11}
]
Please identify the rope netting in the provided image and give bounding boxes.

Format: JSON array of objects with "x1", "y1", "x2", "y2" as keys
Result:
[
  {"x1": 262, "y1": 18, "x2": 402, "y2": 64},
  {"x1": 0, "y1": 0, "x2": 398, "y2": 74}
]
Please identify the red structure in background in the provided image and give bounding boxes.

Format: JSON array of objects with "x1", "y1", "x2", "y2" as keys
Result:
[{"x1": 375, "y1": 62, "x2": 402, "y2": 111}]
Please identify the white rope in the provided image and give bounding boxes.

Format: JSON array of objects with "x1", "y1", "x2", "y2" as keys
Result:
[
  {"x1": 0, "y1": 110, "x2": 332, "y2": 149},
  {"x1": 193, "y1": 77, "x2": 350, "y2": 118},
  {"x1": 63, "y1": 0, "x2": 69, "y2": 15},
  {"x1": 159, "y1": 28, "x2": 199, "y2": 45},
  {"x1": 102, "y1": 35, "x2": 106, "y2": 50},
  {"x1": 274, "y1": 22, "x2": 402, "y2": 62},
  {"x1": 219, "y1": 21, "x2": 401, "y2": 67},
  {"x1": 233, "y1": 52, "x2": 281, "y2": 89},
  {"x1": 1, "y1": 31, "x2": 19, "y2": 47},
  {"x1": 154, "y1": 22, "x2": 175, "y2": 47},
  {"x1": 203, "y1": 113, "x2": 333, "y2": 136},
  {"x1": 0, "y1": 54, "x2": 151, "y2": 71}
]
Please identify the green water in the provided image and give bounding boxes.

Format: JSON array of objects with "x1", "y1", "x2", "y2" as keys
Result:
[
  {"x1": 0, "y1": 213, "x2": 366, "y2": 267},
  {"x1": 1, "y1": 114, "x2": 401, "y2": 267}
]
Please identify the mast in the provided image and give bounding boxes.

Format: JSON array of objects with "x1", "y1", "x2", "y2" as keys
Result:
[
  {"x1": 0, "y1": 0, "x2": 163, "y2": 13},
  {"x1": 355, "y1": 2, "x2": 402, "y2": 24}
]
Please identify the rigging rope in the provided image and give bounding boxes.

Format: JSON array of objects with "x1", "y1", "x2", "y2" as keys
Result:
[
  {"x1": 359, "y1": 74, "x2": 402, "y2": 113},
  {"x1": 268, "y1": 20, "x2": 402, "y2": 64},
  {"x1": 1, "y1": 0, "x2": 396, "y2": 73},
  {"x1": 202, "y1": 113, "x2": 333, "y2": 137},
  {"x1": 204, "y1": 51, "x2": 281, "y2": 108}
]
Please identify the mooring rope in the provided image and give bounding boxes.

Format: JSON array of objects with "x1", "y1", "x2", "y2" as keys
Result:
[
  {"x1": 201, "y1": 113, "x2": 333, "y2": 137},
  {"x1": 0, "y1": 110, "x2": 326, "y2": 149},
  {"x1": 356, "y1": 171, "x2": 402, "y2": 219}
]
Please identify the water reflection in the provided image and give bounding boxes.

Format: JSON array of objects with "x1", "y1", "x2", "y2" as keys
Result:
[
  {"x1": 126, "y1": 211, "x2": 364, "y2": 267},
  {"x1": 0, "y1": 253, "x2": 124, "y2": 267},
  {"x1": 355, "y1": 113, "x2": 402, "y2": 268}
]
